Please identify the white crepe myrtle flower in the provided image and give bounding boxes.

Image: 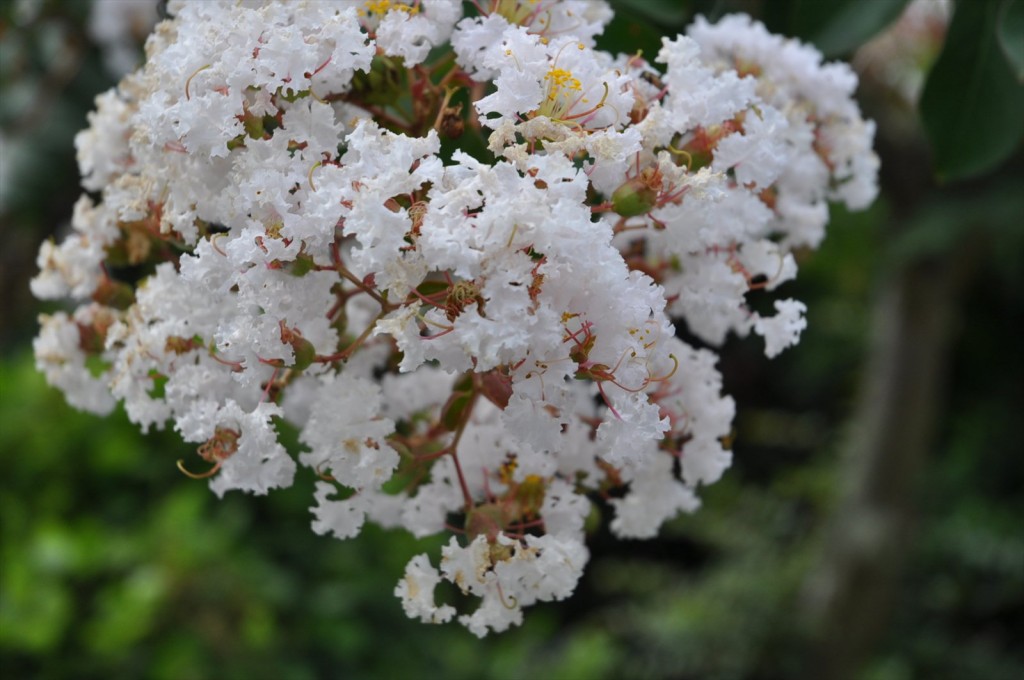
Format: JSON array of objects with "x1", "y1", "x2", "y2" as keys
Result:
[
  {"x1": 475, "y1": 29, "x2": 633, "y2": 131},
  {"x1": 434, "y1": 532, "x2": 588, "y2": 637},
  {"x1": 173, "y1": 399, "x2": 297, "y2": 498},
  {"x1": 657, "y1": 35, "x2": 758, "y2": 133},
  {"x1": 77, "y1": 90, "x2": 137, "y2": 191},
  {"x1": 310, "y1": 481, "x2": 371, "y2": 540},
  {"x1": 396, "y1": 553, "x2": 458, "y2": 624},
  {"x1": 34, "y1": 306, "x2": 118, "y2": 416},
  {"x1": 609, "y1": 453, "x2": 701, "y2": 539},
  {"x1": 454, "y1": 1, "x2": 612, "y2": 79},
  {"x1": 753, "y1": 299, "x2": 809, "y2": 358},
  {"x1": 299, "y1": 373, "x2": 399, "y2": 490},
  {"x1": 30, "y1": 199, "x2": 118, "y2": 301},
  {"x1": 687, "y1": 13, "x2": 880, "y2": 215},
  {"x1": 369, "y1": 0, "x2": 463, "y2": 66},
  {"x1": 32, "y1": 1, "x2": 878, "y2": 635}
]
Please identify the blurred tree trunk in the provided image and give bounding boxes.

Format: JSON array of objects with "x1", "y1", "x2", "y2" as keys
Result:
[
  {"x1": 798, "y1": 74, "x2": 979, "y2": 676},
  {"x1": 800, "y1": 250, "x2": 965, "y2": 679}
]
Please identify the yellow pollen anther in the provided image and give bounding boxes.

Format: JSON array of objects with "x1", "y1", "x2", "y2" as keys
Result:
[
  {"x1": 544, "y1": 68, "x2": 582, "y2": 101},
  {"x1": 362, "y1": 0, "x2": 419, "y2": 17}
]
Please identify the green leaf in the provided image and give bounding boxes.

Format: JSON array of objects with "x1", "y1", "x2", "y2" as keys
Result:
[
  {"x1": 920, "y1": 0, "x2": 1024, "y2": 182},
  {"x1": 810, "y1": 0, "x2": 911, "y2": 57},
  {"x1": 887, "y1": 177, "x2": 1024, "y2": 263},
  {"x1": 610, "y1": 0, "x2": 690, "y2": 27},
  {"x1": 763, "y1": 0, "x2": 910, "y2": 55},
  {"x1": 440, "y1": 392, "x2": 472, "y2": 432},
  {"x1": 415, "y1": 279, "x2": 449, "y2": 298},
  {"x1": 599, "y1": 2, "x2": 675, "y2": 60},
  {"x1": 998, "y1": 0, "x2": 1024, "y2": 82}
]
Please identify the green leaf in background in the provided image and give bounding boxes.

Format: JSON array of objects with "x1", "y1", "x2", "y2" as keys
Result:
[
  {"x1": 610, "y1": 0, "x2": 690, "y2": 27},
  {"x1": 887, "y1": 176, "x2": 1024, "y2": 265},
  {"x1": 998, "y1": 0, "x2": 1024, "y2": 82},
  {"x1": 762, "y1": 0, "x2": 911, "y2": 56},
  {"x1": 920, "y1": 0, "x2": 1024, "y2": 182},
  {"x1": 599, "y1": 2, "x2": 672, "y2": 60},
  {"x1": 810, "y1": 0, "x2": 911, "y2": 57}
]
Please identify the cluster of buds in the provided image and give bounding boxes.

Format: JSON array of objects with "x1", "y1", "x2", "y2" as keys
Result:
[{"x1": 32, "y1": 0, "x2": 877, "y2": 635}]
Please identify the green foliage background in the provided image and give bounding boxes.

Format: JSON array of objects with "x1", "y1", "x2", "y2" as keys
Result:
[{"x1": 1, "y1": 1, "x2": 1021, "y2": 678}]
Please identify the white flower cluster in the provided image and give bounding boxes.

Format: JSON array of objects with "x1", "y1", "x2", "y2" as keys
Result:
[{"x1": 32, "y1": 0, "x2": 877, "y2": 636}]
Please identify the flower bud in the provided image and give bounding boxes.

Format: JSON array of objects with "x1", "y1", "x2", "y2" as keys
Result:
[
  {"x1": 91, "y1": 277, "x2": 135, "y2": 310},
  {"x1": 350, "y1": 55, "x2": 404, "y2": 107},
  {"x1": 291, "y1": 336, "x2": 317, "y2": 372},
  {"x1": 611, "y1": 176, "x2": 658, "y2": 217},
  {"x1": 465, "y1": 503, "x2": 514, "y2": 543},
  {"x1": 287, "y1": 252, "x2": 317, "y2": 277},
  {"x1": 440, "y1": 104, "x2": 464, "y2": 139}
]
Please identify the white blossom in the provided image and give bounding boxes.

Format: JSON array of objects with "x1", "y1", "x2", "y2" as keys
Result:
[
  {"x1": 31, "y1": 2, "x2": 878, "y2": 635},
  {"x1": 395, "y1": 553, "x2": 457, "y2": 624},
  {"x1": 754, "y1": 299, "x2": 808, "y2": 358}
]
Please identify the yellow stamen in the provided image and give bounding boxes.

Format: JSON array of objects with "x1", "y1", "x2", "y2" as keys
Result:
[
  {"x1": 308, "y1": 161, "x2": 322, "y2": 192},
  {"x1": 185, "y1": 64, "x2": 212, "y2": 101},
  {"x1": 177, "y1": 459, "x2": 221, "y2": 479}
]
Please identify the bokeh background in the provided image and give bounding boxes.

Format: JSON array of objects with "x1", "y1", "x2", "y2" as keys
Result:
[{"x1": 1, "y1": 1, "x2": 1022, "y2": 678}]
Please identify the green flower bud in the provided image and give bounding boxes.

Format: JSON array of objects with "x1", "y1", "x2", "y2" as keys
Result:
[
  {"x1": 611, "y1": 176, "x2": 658, "y2": 217},
  {"x1": 291, "y1": 336, "x2": 317, "y2": 372}
]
